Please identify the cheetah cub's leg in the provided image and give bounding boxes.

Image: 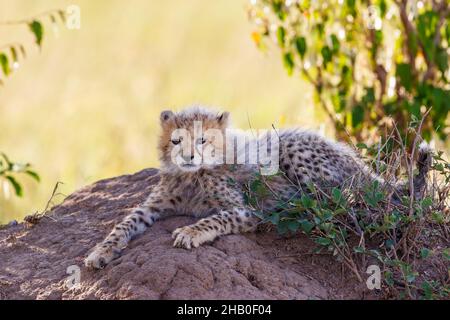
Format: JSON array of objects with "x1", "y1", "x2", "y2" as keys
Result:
[
  {"x1": 172, "y1": 207, "x2": 259, "y2": 249},
  {"x1": 85, "y1": 192, "x2": 171, "y2": 269}
]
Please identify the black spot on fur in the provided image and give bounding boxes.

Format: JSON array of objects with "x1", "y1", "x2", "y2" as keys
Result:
[{"x1": 139, "y1": 217, "x2": 151, "y2": 227}]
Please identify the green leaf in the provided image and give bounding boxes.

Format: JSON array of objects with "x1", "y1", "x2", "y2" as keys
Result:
[
  {"x1": 267, "y1": 212, "x2": 280, "y2": 225},
  {"x1": 315, "y1": 237, "x2": 332, "y2": 246},
  {"x1": 330, "y1": 34, "x2": 340, "y2": 53},
  {"x1": 25, "y1": 170, "x2": 40, "y2": 182},
  {"x1": 10, "y1": 46, "x2": 18, "y2": 62},
  {"x1": 406, "y1": 271, "x2": 418, "y2": 284},
  {"x1": 321, "y1": 46, "x2": 332, "y2": 65},
  {"x1": 443, "y1": 248, "x2": 450, "y2": 261},
  {"x1": 295, "y1": 37, "x2": 307, "y2": 58},
  {"x1": 378, "y1": 0, "x2": 387, "y2": 16},
  {"x1": 421, "y1": 281, "x2": 434, "y2": 300},
  {"x1": 435, "y1": 48, "x2": 449, "y2": 74},
  {"x1": 5, "y1": 175, "x2": 23, "y2": 197},
  {"x1": 351, "y1": 104, "x2": 364, "y2": 128},
  {"x1": 396, "y1": 63, "x2": 412, "y2": 92},
  {"x1": 356, "y1": 143, "x2": 368, "y2": 149},
  {"x1": 0, "y1": 53, "x2": 10, "y2": 76},
  {"x1": 384, "y1": 270, "x2": 394, "y2": 287},
  {"x1": 299, "y1": 219, "x2": 314, "y2": 234},
  {"x1": 362, "y1": 87, "x2": 375, "y2": 104},
  {"x1": 287, "y1": 220, "x2": 300, "y2": 232},
  {"x1": 321, "y1": 210, "x2": 334, "y2": 222},
  {"x1": 271, "y1": 1, "x2": 286, "y2": 20},
  {"x1": 331, "y1": 187, "x2": 344, "y2": 205},
  {"x1": 354, "y1": 246, "x2": 365, "y2": 253},
  {"x1": 300, "y1": 194, "x2": 314, "y2": 208},
  {"x1": 385, "y1": 239, "x2": 395, "y2": 248},
  {"x1": 276, "y1": 26, "x2": 286, "y2": 48},
  {"x1": 421, "y1": 197, "x2": 433, "y2": 209},
  {"x1": 420, "y1": 248, "x2": 431, "y2": 259},
  {"x1": 431, "y1": 211, "x2": 445, "y2": 224},
  {"x1": 282, "y1": 52, "x2": 295, "y2": 76},
  {"x1": 28, "y1": 20, "x2": 44, "y2": 47}
]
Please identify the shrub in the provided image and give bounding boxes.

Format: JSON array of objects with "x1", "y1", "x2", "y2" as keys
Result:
[
  {"x1": 248, "y1": 0, "x2": 450, "y2": 142},
  {"x1": 245, "y1": 129, "x2": 450, "y2": 299}
]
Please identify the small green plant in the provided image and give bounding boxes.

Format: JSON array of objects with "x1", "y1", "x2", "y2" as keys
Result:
[{"x1": 246, "y1": 133, "x2": 450, "y2": 299}]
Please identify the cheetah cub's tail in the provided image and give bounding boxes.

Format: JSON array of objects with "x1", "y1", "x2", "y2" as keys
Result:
[{"x1": 413, "y1": 141, "x2": 433, "y2": 196}]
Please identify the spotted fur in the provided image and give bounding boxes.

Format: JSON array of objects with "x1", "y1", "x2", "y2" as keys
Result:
[{"x1": 84, "y1": 106, "x2": 431, "y2": 269}]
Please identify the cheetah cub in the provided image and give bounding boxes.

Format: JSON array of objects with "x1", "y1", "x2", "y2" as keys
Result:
[{"x1": 85, "y1": 106, "x2": 431, "y2": 269}]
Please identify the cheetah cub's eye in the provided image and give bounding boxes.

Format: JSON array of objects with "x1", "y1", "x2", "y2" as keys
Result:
[{"x1": 171, "y1": 139, "x2": 181, "y2": 145}]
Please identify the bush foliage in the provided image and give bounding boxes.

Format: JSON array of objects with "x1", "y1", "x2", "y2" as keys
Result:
[
  {"x1": 248, "y1": 0, "x2": 450, "y2": 142},
  {"x1": 245, "y1": 128, "x2": 450, "y2": 299}
]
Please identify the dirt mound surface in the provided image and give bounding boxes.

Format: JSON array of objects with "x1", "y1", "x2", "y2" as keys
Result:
[{"x1": 0, "y1": 169, "x2": 369, "y2": 299}]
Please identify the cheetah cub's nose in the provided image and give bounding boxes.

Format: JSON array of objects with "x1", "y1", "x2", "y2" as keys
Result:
[{"x1": 182, "y1": 155, "x2": 195, "y2": 163}]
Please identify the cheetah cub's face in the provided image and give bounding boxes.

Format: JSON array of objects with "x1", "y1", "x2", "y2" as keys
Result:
[{"x1": 158, "y1": 107, "x2": 229, "y2": 172}]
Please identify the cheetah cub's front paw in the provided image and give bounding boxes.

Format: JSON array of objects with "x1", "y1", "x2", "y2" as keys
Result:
[
  {"x1": 172, "y1": 226, "x2": 211, "y2": 249},
  {"x1": 84, "y1": 245, "x2": 120, "y2": 269}
]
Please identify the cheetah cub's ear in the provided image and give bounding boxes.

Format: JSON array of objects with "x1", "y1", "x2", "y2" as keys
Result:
[
  {"x1": 160, "y1": 110, "x2": 174, "y2": 124},
  {"x1": 217, "y1": 111, "x2": 230, "y2": 128}
]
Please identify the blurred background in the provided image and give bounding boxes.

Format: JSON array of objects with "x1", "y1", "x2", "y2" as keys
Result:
[{"x1": 0, "y1": 0, "x2": 319, "y2": 223}]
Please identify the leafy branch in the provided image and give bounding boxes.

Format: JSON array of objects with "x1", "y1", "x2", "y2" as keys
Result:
[
  {"x1": 0, "y1": 9, "x2": 67, "y2": 84},
  {"x1": 248, "y1": 0, "x2": 450, "y2": 142},
  {"x1": 0, "y1": 153, "x2": 40, "y2": 197},
  {"x1": 1, "y1": 8, "x2": 68, "y2": 202}
]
